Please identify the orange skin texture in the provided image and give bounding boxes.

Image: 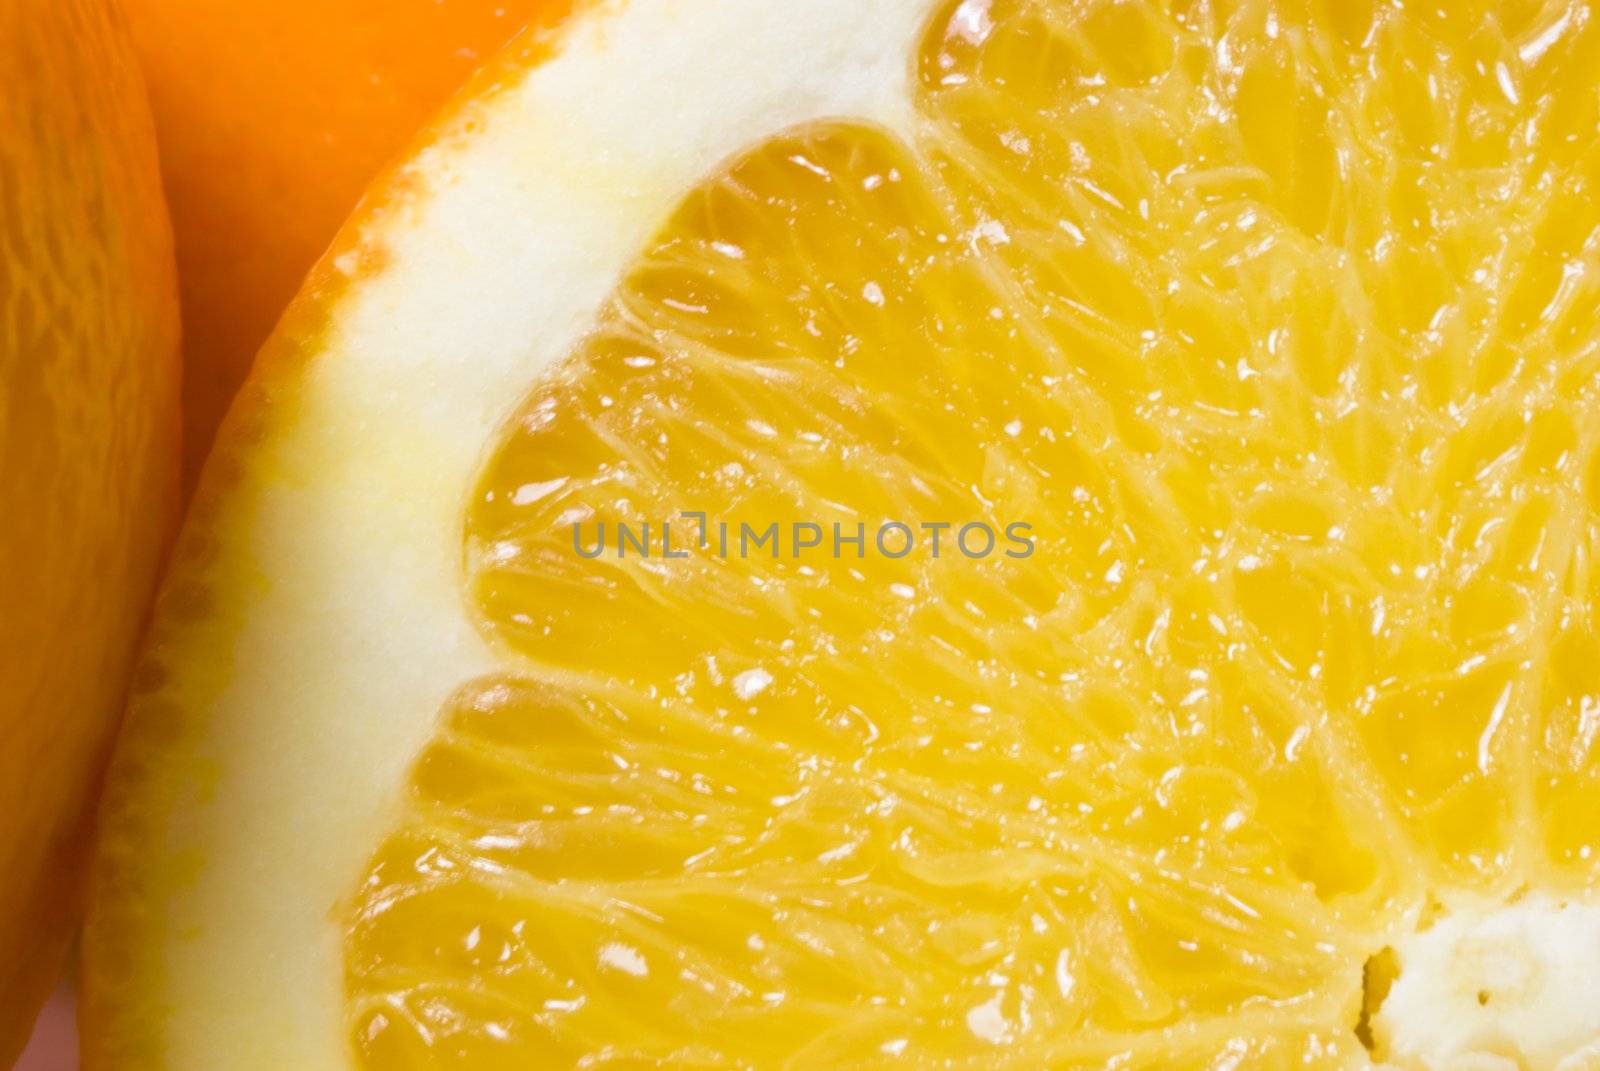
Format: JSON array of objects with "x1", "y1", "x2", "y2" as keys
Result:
[
  {"x1": 0, "y1": 0, "x2": 180, "y2": 1060},
  {"x1": 124, "y1": 0, "x2": 566, "y2": 484}
]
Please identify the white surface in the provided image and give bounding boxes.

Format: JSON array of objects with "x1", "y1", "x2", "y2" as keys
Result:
[{"x1": 15, "y1": 987, "x2": 75, "y2": 1071}]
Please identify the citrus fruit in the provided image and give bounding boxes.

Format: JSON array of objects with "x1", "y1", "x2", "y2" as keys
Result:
[
  {"x1": 0, "y1": 0, "x2": 180, "y2": 1059},
  {"x1": 85, "y1": 0, "x2": 1600, "y2": 1067},
  {"x1": 123, "y1": 0, "x2": 560, "y2": 482}
]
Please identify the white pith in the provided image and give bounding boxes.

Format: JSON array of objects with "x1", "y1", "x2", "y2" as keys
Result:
[
  {"x1": 1376, "y1": 894, "x2": 1600, "y2": 1071},
  {"x1": 94, "y1": 1, "x2": 930, "y2": 1067}
]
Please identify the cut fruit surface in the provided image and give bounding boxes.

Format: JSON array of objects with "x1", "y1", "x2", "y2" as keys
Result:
[{"x1": 84, "y1": 0, "x2": 1600, "y2": 1068}]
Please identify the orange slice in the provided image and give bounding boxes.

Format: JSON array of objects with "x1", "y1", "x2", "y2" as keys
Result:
[{"x1": 86, "y1": 0, "x2": 1600, "y2": 1067}]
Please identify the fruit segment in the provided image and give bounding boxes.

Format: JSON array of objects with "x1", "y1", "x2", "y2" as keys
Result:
[{"x1": 339, "y1": 0, "x2": 1600, "y2": 1065}]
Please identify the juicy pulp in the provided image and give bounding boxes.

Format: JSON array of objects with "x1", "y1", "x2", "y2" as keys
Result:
[{"x1": 340, "y1": 0, "x2": 1600, "y2": 1067}]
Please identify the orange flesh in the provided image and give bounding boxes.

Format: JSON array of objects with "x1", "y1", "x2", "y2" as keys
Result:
[
  {"x1": 124, "y1": 0, "x2": 561, "y2": 482},
  {"x1": 345, "y1": 0, "x2": 1600, "y2": 1064}
]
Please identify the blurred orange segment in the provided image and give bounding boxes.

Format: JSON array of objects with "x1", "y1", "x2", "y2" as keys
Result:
[
  {"x1": 125, "y1": 0, "x2": 564, "y2": 482},
  {"x1": 0, "y1": 0, "x2": 180, "y2": 1058}
]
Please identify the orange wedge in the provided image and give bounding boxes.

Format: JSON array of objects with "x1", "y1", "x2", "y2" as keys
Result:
[{"x1": 86, "y1": 1, "x2": 1600, "y2": 1067}]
